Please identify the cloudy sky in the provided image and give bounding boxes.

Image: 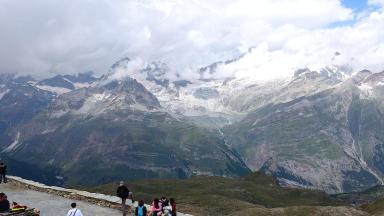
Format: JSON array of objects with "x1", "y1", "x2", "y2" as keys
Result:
[{"x1": 1, "y1": 0, "x2": 384, "y2": 79}]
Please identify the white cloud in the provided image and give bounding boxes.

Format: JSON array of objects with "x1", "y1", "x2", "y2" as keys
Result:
[
  {"x1": 0, "y1": 0, "x2": 381, "y2": 80},
  {"x1": 369, "y1": 0, "x2": 384, "y2": 7},
  {"x1": 107, "y1": 58, "x2": 145, "y2": 81},
  {"x1": 205, "y1": 9, "x2": 384, "y2": 82}
]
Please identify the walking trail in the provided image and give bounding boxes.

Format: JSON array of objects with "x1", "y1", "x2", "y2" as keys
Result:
[{"x1": 0, "y1": 183, "x2": 125, "y2": 216}]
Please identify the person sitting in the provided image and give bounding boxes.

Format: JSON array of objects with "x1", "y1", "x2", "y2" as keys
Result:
[
  {"x1": 0, "y1": 193, "x2": 10, "y2": 213},
  {"x1": 150, "y1": 198, "x2": 161, "y2": 216},
  {"x1": 135, "y1": 200, "x2": 147, "y2": 216},
  {"x1": 11, "y1": 202, "x2": 27, "y2": 209},
  {"x1": 10, "y1": 202, "x2": 27, "y2": 213}
]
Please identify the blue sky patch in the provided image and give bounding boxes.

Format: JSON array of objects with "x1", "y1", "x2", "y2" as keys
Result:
[
  {"x1": 342, "y1": 0, "x2": 368, "y2": 12},
  {"x1": 328, "y1": 0, "x2": 368, "y2": 27}
]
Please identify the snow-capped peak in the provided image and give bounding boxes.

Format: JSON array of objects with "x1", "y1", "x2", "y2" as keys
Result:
[
  {"x1": 34, "y1": 73, "x2": 98, "y2": 95},
  {"x1": 293, "y1": 65, "x2": 350, "y2": 83}
]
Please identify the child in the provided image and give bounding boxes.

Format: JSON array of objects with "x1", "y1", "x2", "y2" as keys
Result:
[{"x1": 135, "y1": 200, "x2": 147, "y2": 216}]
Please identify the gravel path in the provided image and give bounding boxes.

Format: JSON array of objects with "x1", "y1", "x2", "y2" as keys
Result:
[{"x1": 0, "y1": 183, "x2": 128, "y2": 216}]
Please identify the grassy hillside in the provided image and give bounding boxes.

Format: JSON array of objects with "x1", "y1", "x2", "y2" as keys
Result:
[
  {"x1": 332, "y1": 185, "x2": 384, "y2": 205},
  {"x1": 360, "y1": 198, "x2": 384, "y2": 216},
  {"x1": 79, "y1": 172, "x2": 352, "y2": 215},
  {"x1": 332, "y1": 185, "x2": 384, "y2": 216}
]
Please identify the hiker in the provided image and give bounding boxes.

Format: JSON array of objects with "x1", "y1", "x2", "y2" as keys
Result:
[
  {"x1": 170, "y1": 198, "x2": 176, "y2": 216},
  {"x1": 150, "y1": 198, "x2": 161, "y2": 216},
  {"x1": 0, "y1": 162, "x2": 7, "y2": 184},
  {"x1": 116, "y1": 181, "x2": 129, "y2": 211},
  {"x1": 161, "y1": 199, "x2": 172, "y2": 216},
  {"x1": 0, "y1": 193, "x2": 10, "y2": 213},
  {"x1": 128, "y1": 191, "x2": 134, "y2": 203},
  {"x1": 66, "y1": 203, "x2": 83, "y2": 216},
  {"x1": 135, "y1": 200, "x2": 147, "y2": 216},
  {"x1": 160, "y1": 196, "x2": 167, "y2": 211}
]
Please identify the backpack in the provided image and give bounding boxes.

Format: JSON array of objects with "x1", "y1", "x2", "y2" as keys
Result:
[{"x1": 137, "y1": 206, "x2": 144, "y2": 216}]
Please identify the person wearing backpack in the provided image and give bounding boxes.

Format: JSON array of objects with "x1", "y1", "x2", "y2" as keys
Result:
[
  {"x1": 135, "y1": 200, "x2": 147, "y2": 216},
  {"x1": 66, "y1": 203, "x2": 83, "y2": 216}
]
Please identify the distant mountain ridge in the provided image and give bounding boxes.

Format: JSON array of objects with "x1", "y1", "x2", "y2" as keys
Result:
[
  {"x1": 1, "y1": 54, "x2": 384, "y2": 193},
  {"x1": 0, "y1": 68, "x2": 250, "y2": 186}
]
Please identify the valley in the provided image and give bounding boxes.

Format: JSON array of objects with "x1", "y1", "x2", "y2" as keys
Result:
[{"x1": 1, "y1": 53, "x2": 384, "y2": 195}]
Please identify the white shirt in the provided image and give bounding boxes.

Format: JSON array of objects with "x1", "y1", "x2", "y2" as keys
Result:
[
  {"x1": 66, "y1": 208, "x2": 84, "y2": 216},
  {"x1": 163, "y1": 206, "x2": 173, "y2": 216}
]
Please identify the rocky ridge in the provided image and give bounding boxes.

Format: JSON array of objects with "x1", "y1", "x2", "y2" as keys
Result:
[{"x1": 2, "y1": 52, "x2": 384, "y2": 193}]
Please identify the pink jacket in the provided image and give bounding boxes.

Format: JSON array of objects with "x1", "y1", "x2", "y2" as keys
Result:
[{"x1": 151, "y1": 203, "x2": 161, "y2": 212}]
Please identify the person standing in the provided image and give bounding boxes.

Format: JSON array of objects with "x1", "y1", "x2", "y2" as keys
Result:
[
  {"x1": 135, "y1": 200, "x2": 147, "y2": 216},
  {"x1": 128, "y1": 191, "x2": 134, "y2": 204},
  {"x1": 66, "y1": 203, "x2": 83, "y2": 216},
  {"x1": 170, "y1": 198, "x2": 177, "y2": 216},
  {"x1": 162, "y1": 199, "x2": 172, "y2": 216},
  {"x1": 0, "y1": 162, "x2": 7, "y2": 184},
  {"x1": 150, "y1": 198, "x2": 161, "y2": 216},
  {"x1": 116, "y1": 181, "x2": 129, "y2": 211}
]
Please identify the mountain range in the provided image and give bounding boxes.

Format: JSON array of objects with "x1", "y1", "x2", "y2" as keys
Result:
[{"x1": 1, "y1": 51, "x2": 384, "y2": 193}]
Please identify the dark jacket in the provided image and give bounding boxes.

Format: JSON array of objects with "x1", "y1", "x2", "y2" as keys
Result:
[
  {"x1": 171, "y1": 203, "x2": 177, "y2": 216},
  {"x1": 0, "y1": 164, "x2": 6, "y2": 174},
  {"x1": 116, "y1": 185, "x2": 129, "y2": 199},
  {"x1": 0, "y1": 199, "x2": 10, "y2": 213},
  {"x1": 135, "y1": 205, "x2": 147, "y2": 216}
]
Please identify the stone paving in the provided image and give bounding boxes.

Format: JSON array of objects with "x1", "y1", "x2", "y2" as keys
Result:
[
  {"x1": 0, "y1": 183, "x2": 127, "y2": 216},
  {"x1": 1, "y1": 176, "x2": 192, "y2": 216}
]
